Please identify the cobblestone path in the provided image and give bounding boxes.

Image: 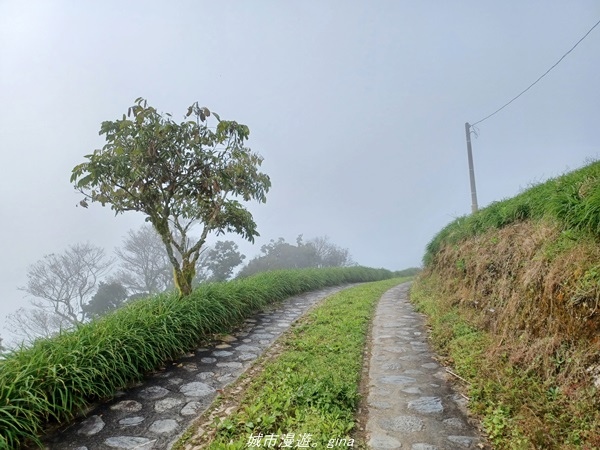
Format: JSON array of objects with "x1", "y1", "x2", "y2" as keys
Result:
[
  {"x1": 39, "y1": 285, "x2": 351, "y2": 450},
  {"x1": 365, "y1": 282, "x2": 486, "y2": 449}
]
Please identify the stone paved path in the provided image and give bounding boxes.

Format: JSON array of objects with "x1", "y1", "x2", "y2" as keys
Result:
[
  {"x1": 365, "y1": 283, "x2": 485, "y2": 449},
  {"x1": 39, "y1": 285, "x2": 352, "y2": 450}
]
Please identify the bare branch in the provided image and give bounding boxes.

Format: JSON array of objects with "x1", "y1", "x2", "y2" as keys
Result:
[
  {"x1": 20, "y1": 243, "x2": 112, "y2": 325},
  {"x1": 6, "y1": 307, "x2": 72, "y2": 344}
]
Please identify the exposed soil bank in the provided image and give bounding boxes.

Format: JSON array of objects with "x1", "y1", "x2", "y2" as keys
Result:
[{"x1": 413, "y1": 219, "x2": 600, "y2": 449}]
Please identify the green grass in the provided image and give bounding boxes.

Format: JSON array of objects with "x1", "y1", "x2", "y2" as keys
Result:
[
  {"x1": 418, "y1": 160, "x2": 600, "y2": 448},
  {"x1": 424, "y1": 160, "x2": 600, "y2": 266},
  {"x1": 178, "y1": 278, "x2": 407, "y2": 449},
  {"x1": 409, "y1": 276, "x2": 489, "y2": 378},
  {"x1": 409, "y1": 277, "x2": 520, "y2": 447},
  {"x1": 410, "y1": 276, "x2": 600, "y2": 449},
  {"x1": 0, "y1": 267, "x2": 394, "y2": 450}
]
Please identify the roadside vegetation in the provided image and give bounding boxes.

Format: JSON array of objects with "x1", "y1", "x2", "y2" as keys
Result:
[
  {"x1": 10, "y1": 225, "x2": 356, "y2": 344},
  {"x1": 415, "y1": 160, "x2": 600, "y2": 449},
  {"x1": 175, "y1": 278, "x2": 407, "y2": 449},
  {"x1": 71, "y1": 98, "x2": 271, "y2": 297},
  {"x1": 237, "y1": 235, "x2": 354, "y2": 278},
  {"x1": 1, "y1": 97, "x2": 402, "y2": 449},
  {"x1": 0, "y1": 267, "x2": 393, "y2": 450},
  {"x1": 424, "y1": 159, "x2": 600, "y2": 265}
]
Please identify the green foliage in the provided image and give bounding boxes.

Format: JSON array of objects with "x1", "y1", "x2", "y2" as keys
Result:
[
  {"x1": 201, "y1": 240, "x2": 245, "y2": 282},
  {"x1": 393, "y1": 267, "x2": 421, "y2": 277},
  {"x1": 238, "y1": 235, "x2": 353, "y2": 277},
  {"x1": 83, "y1": 281, "x2": 128, "y2": 319},
  {"x1": 200, "y1": 278, "x2": 406, "y2": 449},
  {"x1": 0, "y1": 267, "x2": 393, "y2": 449},
  {"x1": 483, "y1": 404, "x2": 512, "y2": 446},
  {"x1": 541, "y1": 229, "x2": 584, "y2": 261},
  {"x1": 571, "y1": 265, "x2": 600, "y2": 308},
  {"x1": 71, "y1": 98, "x2": 271, "y2": 296},
  {"x1": 448, "y1": 323, "x2": 489, "y2": 380},
  {"x1": 424, "y1": 160, "x2": 600, "y2": 266},
  {"x1": 455, "y1": 258, "x2": 466, "y2": 273}
]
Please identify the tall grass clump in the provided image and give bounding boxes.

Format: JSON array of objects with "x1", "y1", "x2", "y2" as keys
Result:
[
  {"x1": 424, "y1": 159, "x2": 600, "y2": 265},
  {"x1": 0, "y1": 266, "x2": 393, "y2": 449}
]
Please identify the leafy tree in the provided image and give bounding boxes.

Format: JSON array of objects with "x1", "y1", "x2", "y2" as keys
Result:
[
  {"x1": 200, "y1": 240, "x2": 245, "y2": 282},
  {"x1": 113, "y1": 225, "x2": 173, "y2": 295},
  {"x1": 237, "y1": 237, "x2": 312, "y2": 277},
  {"x1": 71, "y1": 98, "x2": 270, "y2": 297},
  {"x1": 237, "y1": 235, "x2": 354, "y2": 277},
  {"x1": 113, "y1": 225, "x2": 245, "y2": 292},
  {"x1": 20, "y1": 243, "x2": 113, "y2": 327},
  {"x1": 83, "y1": 281, "x2": 128, "y2": 319}
]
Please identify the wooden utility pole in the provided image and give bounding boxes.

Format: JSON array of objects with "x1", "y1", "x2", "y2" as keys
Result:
[{"x1": 465, "y1": 122, "x2": 479, "y2": 213}]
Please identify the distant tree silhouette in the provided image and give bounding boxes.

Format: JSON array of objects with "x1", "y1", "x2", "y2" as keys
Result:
[
  {"x1": 113, "y1": 225, "x2": 174, "y2": 295},
  {"x1": 394, "y1": 267, "x2": 421, "y2": 277},
  {"x1": 83, "y1": 281, "x2": 128, "y2": 319},
  {"x1": 20, "y1": 243, "x2": 113, "y2": 327},
  {"x1": 114, "y1": 226, "x2": 246, "y2": 292},
  {"x1": 237, "y1": 235, "x2": 354, "y2": 277},
  {"x1": 196, "y1": 240, "x2": 245, "y2": 283},
  {"x1": 6, "y1": 307, "x2": 71, "y2": 343}
]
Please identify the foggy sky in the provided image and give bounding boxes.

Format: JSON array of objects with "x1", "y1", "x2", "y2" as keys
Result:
[{"x1": 1, "y1": 1, "x2": 599, "y2": 339}]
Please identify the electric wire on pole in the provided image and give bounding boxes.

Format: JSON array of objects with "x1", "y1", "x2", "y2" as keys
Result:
[{"x1": 464, "y1": 17, "x2": 600, "y2": 213}]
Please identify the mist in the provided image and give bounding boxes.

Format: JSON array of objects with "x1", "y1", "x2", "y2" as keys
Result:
[{"x1": 1, "y1": 1, "x2": 599, "y2": 341}]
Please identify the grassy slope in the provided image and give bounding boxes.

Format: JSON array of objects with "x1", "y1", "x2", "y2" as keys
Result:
[
  {"x1": 175, "y1": 278, "x2": 406, "y2": 450},
  {"x1": 415, "y1": 161, "x2": 600, "y2": 449}
]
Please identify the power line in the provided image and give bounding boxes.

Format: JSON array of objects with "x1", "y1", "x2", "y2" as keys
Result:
[{"x1": 471, "y1": 17, "x2": 600, "y2": 127}]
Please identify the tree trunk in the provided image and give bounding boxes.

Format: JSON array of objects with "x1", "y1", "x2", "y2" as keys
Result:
[{"x1": 174, "y1": 258, "x2": 196, "y2": 297}]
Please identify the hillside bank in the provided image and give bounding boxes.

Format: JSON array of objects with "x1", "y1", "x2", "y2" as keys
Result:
[{"x1": 413, "y1": 161, "x2": 600, "y2": 448}]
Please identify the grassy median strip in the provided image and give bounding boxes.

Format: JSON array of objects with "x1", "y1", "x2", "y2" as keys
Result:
[{"x1": 177, "y1": 278, "x2": 407, "y2": 450}]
